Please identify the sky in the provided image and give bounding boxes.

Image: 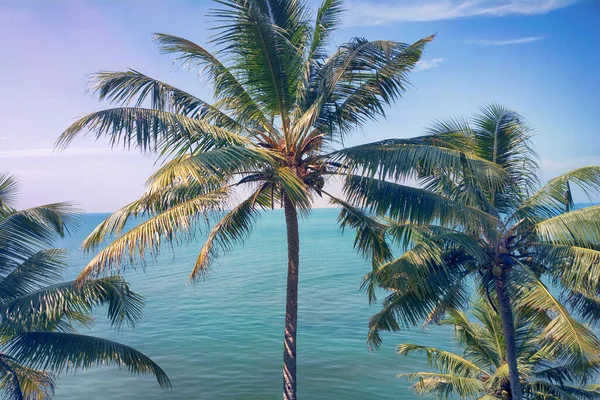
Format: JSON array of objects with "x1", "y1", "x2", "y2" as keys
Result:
[{"x1": 1, "y1": 0, "x2": 599, "y2": 212}]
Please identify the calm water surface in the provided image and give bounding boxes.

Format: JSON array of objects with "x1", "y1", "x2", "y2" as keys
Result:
[{"x1": 54, "y1": 209, "x2": 453, "y2": 399}]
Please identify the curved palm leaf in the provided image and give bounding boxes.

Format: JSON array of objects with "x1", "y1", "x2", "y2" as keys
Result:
[
  {"x1": 77, "y1": 188, "x2": 231, "y2": 280},
  {"x1": 534, "y1": 206, "x2": 600, "y2": 248},
  {"x1": 328, "y1": 136, "x2": 505, "y2": 192},
  {"x1": 152, "y1": 33, "x2": 272, "y2": 133},
  {"x1": 190, "y1": 186, "x2": 271, "y2": 281},
  {"x1": 397, "y1": 343, "x2": 490, "y2": 377},
  {"x1": 513, "y1": 166, "x2": 600, "y2": 220},
  {"x1": 56, "y1": 108, "x2": 248, "y2": 154},
  {"x1": 343, "y1": 175, "x2": 500, "y2": 238},
  {"x1": 0, "y1": 249, "x2": 65, "y2": 302},
  {"x1": 90, "y1": 69, "x2": 243, "y2": 132},
  {"x1": 1, "y1": 276, "x2": 144, "y2": 331},
  {"x1": 4, "y1": 333, "x2": 170, "y2": 389},
  {"x1": 516, "y1": 265, "x2": 600, "y2": 378}
]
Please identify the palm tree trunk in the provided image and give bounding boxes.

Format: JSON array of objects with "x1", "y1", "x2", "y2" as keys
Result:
[
  {"x1": 283, "y1": 193, "x2": 299, "y2": 400},
  {"x1": 494, "y1": 271, "x2": 522, "y2": 400}
]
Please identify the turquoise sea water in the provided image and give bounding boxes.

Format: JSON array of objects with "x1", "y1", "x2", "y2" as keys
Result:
[{"x1": 54, "y1": 209, "x2": 454, "y2": 399}]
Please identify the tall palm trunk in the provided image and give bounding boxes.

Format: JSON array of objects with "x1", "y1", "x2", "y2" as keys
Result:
[
  {"x1": 494, "y1": 270, "x2": 522, "y2": 400},
  {"x1": 283, "y1": 193, "x2": 299, "y2": 400}
]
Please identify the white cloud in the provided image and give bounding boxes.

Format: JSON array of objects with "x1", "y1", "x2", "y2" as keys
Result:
[
  {"x1": 0, "y1": 136, "x2": 7, "y2": 141},
  {"x1": 415, "y1": 57, "x2": 445, "y2": 71},
  {"x1": 465, "y1": 35, "x2": 547, "y2": 45},
  {"x1": 0, "y1": 146, "x2": 134, "y2": 159},
  {"x1": 344, "y1": 0, "x2": 577, "y2": 26}
]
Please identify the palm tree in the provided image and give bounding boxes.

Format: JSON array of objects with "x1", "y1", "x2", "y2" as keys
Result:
[
  {"x1": 398, "y1": 298, "x2": 600, "y2": 399},
  {"x1": 362, "y1": 105, "x2": 600, "y2": 400},
  {"x1": 0, "y1": 173, "x2": 170, "y2": 399},
  {"x1": 54, "y1": 1, "x2": 506, "y2": 398}
]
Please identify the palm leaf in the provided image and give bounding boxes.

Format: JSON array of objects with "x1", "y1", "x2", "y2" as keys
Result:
[
  {"x1": 56, "y1": 108, "x2": 248, "y2": 154},
  {"x1": 513, "y1": 166, "x2": 600, "y2": 220},
  {"x1": 189, "y1": 186, "x2": 271, "y2": 281},
  {"x1": 209, "y1": 0, "x2": 303, "y2": 132},
  {"x1": 0, "y1": 249, "x2": 65, "y2": 302},
  {"x1": 0, "y1": 173, "x2": 18, "y2": 210},
  {"x1": 327, "y1": 194, "x2": 393, "y2": 267},
  {"x1": 397, "y1": 343, "x2": 490, "y2": 377},
  {"x1": 77, "y1": 188, "x2": 231, "y2": 280},
  {"x1": 399, "y1": 372, "x2": 485, "y2": 398},
  {"x1": 309, "y1": 36, "x2": 433, "y2": 140},
  {"x1": 328, "y1": 136, "x2": 505, "y2": 191},
  {"x1": 0, "y1": 355, "x2": 54, "y2": 400},
  {"x1": 89, "y1": 69, "x2": 243, "y2": 133},
  {"x1": 4, "y1": 333, "x2": 170, "y2": 389},
  {"x1": 517, "y1": 264, "x2": 600, "y2": 377},
  {"x1": 534, "y1": 206, "x2": 600, "y2": 248},
  {"x1": 0, "y1": 204, "x2": 78, "y2": 274},
  {"x1": 146, "y1": 146, "x2": 279, "y2": 191},
  {"x1": 342, "y1": 175, "x2": 500, "y2": 238},
  {"x1": 1, "y1": 276, "x2": 144, "y2": 331},
  {"x1": 153, "y1": 33, "x2": 272, "y2": 133}
]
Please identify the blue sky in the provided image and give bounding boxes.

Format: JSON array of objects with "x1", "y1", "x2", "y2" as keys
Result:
[{"x1": 1, "y1": 0, "x2": 599, "y2": 211}]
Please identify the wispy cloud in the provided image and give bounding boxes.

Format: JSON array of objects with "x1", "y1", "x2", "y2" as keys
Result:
[
  {"x1": 0, "y1": 136, "x2": 7, "y2": 141},
  {"x1": 344, "y1": 0, "x2": 577, "y2": 26},
  {"x1": 465, "y1": 35, "x2": 547, "y2": 45},
  {"x1": 0, "y1": 146, "x2": 133, "y2": 159},
  {"x1": 415, "y1": 57, "x2": 445, "y2": 71}
]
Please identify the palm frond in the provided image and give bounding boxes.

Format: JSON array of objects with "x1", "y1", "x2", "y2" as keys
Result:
[
  {"x1": 525, "y1": 380, "x2": 600, "y2": 400},
  {"x1": 56, "y1": 108, "x2": 248, "y2": 154},
  {"x1": 274, "y1": 167, "x2": 313, "y2": 214},
  {"x1": 367, "y1": 264, "x2": 470, "y2": 346},
  {"x1": 189, "y1": 186, "x2": 271, "y2": 281},
  {"x1": 533, "y1": 243, "x2": 600, "y2": 294},
  {"x1": 327, "y1": 194, "x2": 393, "y2": 267},
  {"x1": 307, "y1": 0, "x2": 344, "y2": 62},
  {"x1": 513, "y1": 166, "x2": 600, "y2": 220},
  {"x1": 472, "y1": 104, "x2": 539, "y2": 210},
  {"x1": 534, "y1": 206, "x2": 600, "y2": 248},
  {"x1": 0, "y1": 173, "x2": 18, "y2": 210},
  {"x1": 397, "y1": 343, "x2": 490, "y2": 377},
  {"x1": 2, "y1": 276, "x2": 144, "y2": 331},
  {"x1": 81, "y1": 179, "x2": 223, "y2": 252},
  {"x1": 342, "y1": 175, "x2": 500, "y2": 238},
  {"x1": 328, "y1": 136, "x2": 505, "y2": 192},
  {"x1": 0, "y1": 249, "x2": 65, "y2": 302},
  {"x1": 308, "y1": 36, "x2": 433, "y2": 141},
  {"x1": 89, "y1": 69, "x2": 244, "y2": 133},
  {"x1": 517, "y1": 265, "x2": 600, "y2": 378},
  {"x1": 0, "y1": 354, "x2": 25, "y2": 400},
  {"x1": 0, "y1": 204, "x2": 78, "y2": 274},
  {"x1": 441, "y1": 308, "x2": 503, "y2": 368},
  {"x1": 0, "y1": 354, "x2": 55, "y2": 400},
  {"x1": 152, "y1": 33, "x2": 272, "y2": 133},
  {"x1": 4, "y1": 333, "x2": 170, "y2": 389},
  {"x1": 399, "y1": 372, "x2": 485, "y2": 398},
  {"x1": 209, "y1": 0, "x2": 304, "y2": 132},
  {"x1": 77, "y1": 188, "x2": 230, "y2": 281},
  {"x1": 146, "y1": 146, "x2": 279, "y2": 191}
]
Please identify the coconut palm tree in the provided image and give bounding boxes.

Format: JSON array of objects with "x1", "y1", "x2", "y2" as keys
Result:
[
  {"x1": 0, "y1": 173, "x2": 170, "y2": 399},
  {"x1": 362, "y1": 105, "x2": 600, "y2": 400},
  {"x1": 55, "y1": 1, "x2": 506, "y2": 398},
  {"x1": 398, "y1": 298, "x2": 600, "y2": 399}
]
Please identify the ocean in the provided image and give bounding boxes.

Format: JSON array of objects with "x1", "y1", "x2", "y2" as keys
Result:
[{"x1": 54, "y1": 209, "x2": 455, "y2": 399}]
